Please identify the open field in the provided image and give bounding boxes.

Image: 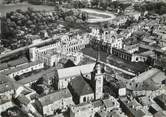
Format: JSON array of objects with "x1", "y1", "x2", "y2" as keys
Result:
[{"x1": 0, "y1": 3, "x2": 54, "y2": 16}]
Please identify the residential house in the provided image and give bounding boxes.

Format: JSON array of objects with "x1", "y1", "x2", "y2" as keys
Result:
[
  {"x1": 34, "y1": 88, "x2": 74, "y2": 116},
  {"x1": 0, "y1": 74, "x2": 15, "y2": 114},
  {"x1": 70, "y1": 103, "x2": 95, "y2": 117},
  {"x1": 102, "y1": 96, "x2": 120, "y2": 112},
  {"x1": 127, "y1": 68, "x2": 166, "y2": 91},
  {"x1": 0, "y1": 74, "x2": 15, "y2": 98},
  {"x1": 119, "y1": 97, "x2": 153, "y2": 117}
]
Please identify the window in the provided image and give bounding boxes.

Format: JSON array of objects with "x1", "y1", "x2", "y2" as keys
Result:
[
  {"x1": 136, "y1": 57, "x2": 139, "y2": 61},
  {"x1": 83, "y1": 97, "x2": 86, "y2": 102}
]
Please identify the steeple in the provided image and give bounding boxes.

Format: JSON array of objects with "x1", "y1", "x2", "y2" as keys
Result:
[
  {"x1": 94, "y1": 44, "x2": 102, "y2": 74},
  {"x1": 91, "y1": 44, "x2": 104, "y2": 100},
  {"x1": 97, "y1": 44, "x2": 100, "y2": 63}
]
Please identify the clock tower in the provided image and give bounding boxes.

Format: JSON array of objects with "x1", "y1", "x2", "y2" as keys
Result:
[{"x1": 91, "y1": 47, "x2": 104, "y2": 100}]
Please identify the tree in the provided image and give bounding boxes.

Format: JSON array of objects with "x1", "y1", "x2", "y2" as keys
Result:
[
  {"x1": 36, "y1": 77, "x2": 44, "y2": 84},
  {"x1": 31, "y1": 83, "x2": 44, "y2": 95},
  {"x1": 64, "y1": 59, "x2": 75, "y2": 68},
  {"x1": 65, "y1": 16, "x2": 75, "y2": 23},
  {"x1": 27, "y1": 7, "x2": 35, "y2": 13},
  {"x1": 14, "y1": 75, "x2": 21, "y2": 81},
  {"x1": 146, "y1": 56, "x2": 154, "y2": 66},
  {"x1": 91, "y1": 0, "x2": 99, "y2": 7},
  {"x1": 81, "y1": 12, "x2": 88, "y2": 21}
]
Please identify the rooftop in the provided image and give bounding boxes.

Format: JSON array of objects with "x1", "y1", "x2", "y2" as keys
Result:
[
  {"x1": 71, "y1": 102, "x2": 92, "y2": 112},
  {"x1": 92, "y1": 100, "x2": 103, "y2": 108},
  {"x1": 0, "y1": 57, "x2": 29, "y2": 71},
  {"x1": 57, "y1": 63, "x2": 95, "y2": 79},
  {"x1": 132, "y1": 68, "x2": 166, "y2": 83},
  {"x1": 103, "y1": 98, "x2": 118, "y2": 109},
  {"x1": 120, "y1": 97, "x2": 146, "y2": 117},
  {"x1": 0, "y1": 74, "x2": 16, "y2": 94},
  {"x1": 7, "y1": 57, "x2": 29, "y2": 67},
  {"x1": 2, "y1": 61, "x2": 43, "y2": 75},
  {"x1": 39, "y1": 88, "x2": 72, "y2": 106},
  {"x1": 16, "y1": 95, "x2": 30, "y2": 105},
  {"x1": 17, "y1": 67, "x2": 56, "y2": 85},
  {"x1": 139, "y1": 50, "x2": 155, "y2": 57},
  {"x1": 70, "y1": 75, "x2": 93, "y2": 96}
]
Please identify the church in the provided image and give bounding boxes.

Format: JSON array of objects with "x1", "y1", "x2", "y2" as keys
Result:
[{"x1": 55, "y1": 50, "x2": 105, "y2": 104}]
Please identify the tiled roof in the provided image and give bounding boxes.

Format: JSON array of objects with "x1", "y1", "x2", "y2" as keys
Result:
[
  {"x1": 103, "y1": 98, "x2": 115, "y2": 108},
  {"x1": 70, "y1": 75, "x2": 93, "y2": 96},
  {"x1": 0, "y1": 74, "x2": 15, "y2": 93},
  {"x1": 0, "y1": 57, "x2": 29, "y2": 71},
  {"x1": 7, "y1": 57, "x2": 29, "y2": 67},
  {"x1": 17, "y1": 95, "x2": 30, "y2": 105},
  {"x1": 71, "y1": 102, "x2": 92, "y2": 112},
  {"x1": 92, "y1": 100, "x2": 103, "y2": 108},
  {"x1": 120, "y1": 98, "x2": 145, "y2": 117},
  {"x1": 39, "y1": 88, "x2": 72, "y2": 106}
]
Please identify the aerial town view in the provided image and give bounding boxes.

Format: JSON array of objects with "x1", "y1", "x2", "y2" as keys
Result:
[{"x1": 0, "y1": 0, "x2": 166, "y2": 117}]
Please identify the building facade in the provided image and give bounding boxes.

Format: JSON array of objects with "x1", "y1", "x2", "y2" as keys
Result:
[
  {"x1": 29, "y1": 33, "x2": 89, "y2": 66},
  {"x1": 2, "y1": 61, "x2": 44, "y2": 79}
]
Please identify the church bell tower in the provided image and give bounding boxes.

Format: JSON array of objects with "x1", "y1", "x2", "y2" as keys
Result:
[{"x1": 92, "y1": 46, "x2": 104, "y2": 100}]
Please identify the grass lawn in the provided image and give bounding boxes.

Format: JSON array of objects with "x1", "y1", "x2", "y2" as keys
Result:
[{"x1": 0, "y1": 3, "x2": 54, "y2": 16}]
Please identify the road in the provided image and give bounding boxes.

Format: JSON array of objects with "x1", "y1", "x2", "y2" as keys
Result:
[
  {"x1": 80, "y1": 8, "x2": 116, "y2": 23},
  {"x1": 80, "y1": 8, "x2": 116, "y2": 17},
  {"x1": 87, "y1": 18, "x2": 114, "y2": 23}
]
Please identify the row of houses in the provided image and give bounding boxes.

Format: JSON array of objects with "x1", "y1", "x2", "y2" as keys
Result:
[{"x1": 2, "y1": 61, "x2": 44, "y2": 79}]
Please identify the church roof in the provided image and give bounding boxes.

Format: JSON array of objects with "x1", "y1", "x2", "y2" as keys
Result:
[
  {"x1": 70, "y1": 75, "x2": 93, "y2": 96},
  {"x1": 57, "y1": 63, "x2": 95, "y2": 79}
]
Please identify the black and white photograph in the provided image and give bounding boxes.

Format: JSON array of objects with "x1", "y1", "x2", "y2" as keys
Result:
[{"x1": 0, "y1": 0, "x2": 166, "y2": 117}]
